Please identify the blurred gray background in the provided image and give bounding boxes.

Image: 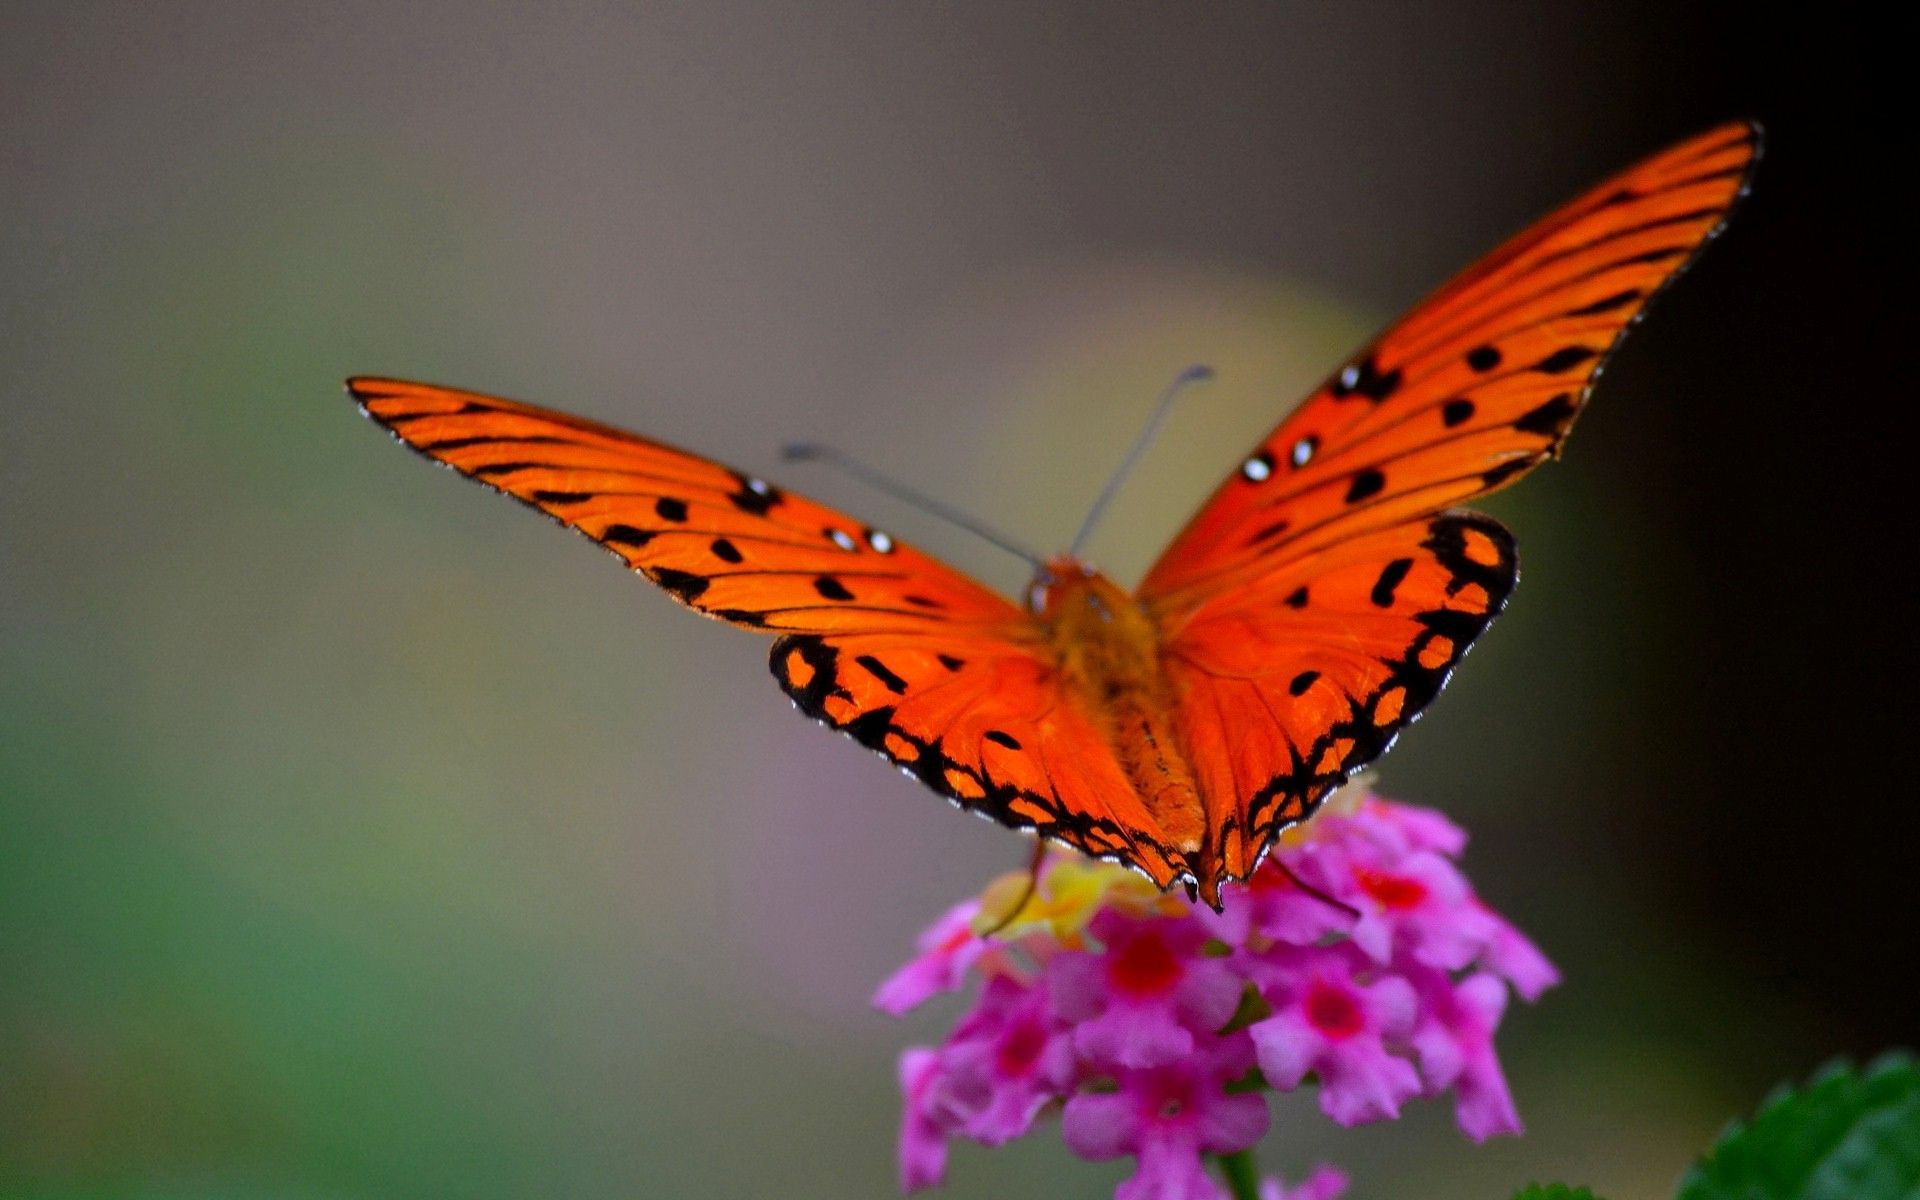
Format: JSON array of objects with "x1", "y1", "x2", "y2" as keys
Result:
[{"x1": 2, "y1": 4, "x2": 1904, "y2": 1198}]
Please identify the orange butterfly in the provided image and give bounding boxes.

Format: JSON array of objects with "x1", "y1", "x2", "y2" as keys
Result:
[{"x1": 351, "y1": 122, "x2": 1758, "y2": 907}]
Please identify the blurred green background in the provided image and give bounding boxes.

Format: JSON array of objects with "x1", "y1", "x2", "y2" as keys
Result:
[{"x1": 1, "y1": 4, "x2": 1905, "y2": 1198}]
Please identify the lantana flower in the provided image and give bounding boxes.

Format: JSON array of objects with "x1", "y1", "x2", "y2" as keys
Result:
[{"x1": 879, "y1": 786, "x2": 1555, "y2": 1198}]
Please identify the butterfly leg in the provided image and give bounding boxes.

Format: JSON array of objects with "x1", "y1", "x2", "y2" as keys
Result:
[
  {"x1": 978, "y1": 838, "x2": 1049, "y2": 938},
  {"x1": 1272, "y1": 860, "x2": 1360, "y2": 919}
]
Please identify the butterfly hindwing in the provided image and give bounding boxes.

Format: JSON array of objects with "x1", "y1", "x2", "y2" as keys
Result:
[
  {"x1": 349, "y1": 378, "x2": 1019, "y2": 633},
  {"x1": 1161, "y1": 512, "x2": 1517, "y2": 882},
  {"x1": 772, "y1": 631, "x2": 1186, "y2": 889}
]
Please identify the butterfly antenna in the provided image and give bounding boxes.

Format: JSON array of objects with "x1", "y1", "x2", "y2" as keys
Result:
[
  {"x1": 781, "y1": 443, "x2": 1047, "y2": 569},
  {"x1": 1069, "y1": 364, "x2": 1214, "y2": 559}
]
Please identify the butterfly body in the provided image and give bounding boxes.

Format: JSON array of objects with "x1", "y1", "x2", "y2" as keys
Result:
[
  {"x1": 1034, "y1": 560, "x2": 1209, "y2": 865},
  {"x1": 351, "y1": 122, "x2": 1758, "y2": 909}
]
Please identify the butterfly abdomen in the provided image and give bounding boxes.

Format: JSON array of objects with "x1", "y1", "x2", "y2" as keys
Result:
[{"x1": 1039, "y1": 565, "x2": 1206, "y2": 863}]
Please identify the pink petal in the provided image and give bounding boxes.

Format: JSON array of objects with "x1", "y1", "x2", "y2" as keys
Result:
[
  {"x1": 1118, "y1": 1141, "x2": 1231, "y2": 1200},
  {"x1": 1247, "y1": 1010, "x2": 1320, "y2": 1090},
  {"x1": 1453, "y1": 1047, "x2": 1522, "y2": 1140},
  {"x1": 1075, "y1": 1002, "x2": 1196, "y2": 1069},
  {"x1": 1060, "y1": 1090, "x2": 1138, "y2": 1161},
  {"x1": 1196, "y1": 1089, "x2": 1271, "y2": 1153},
  {"x1": 1316, "y1": 1041, "x2": 1422, "y2": 1126},
  {"x1": 898, "y1": 1048, "x2": 950, "y2": 1192},
  {"x1": 874, "y1": 899, "x2": 986, "y2": 1015},
  {"x1": 1481, "y1": 908, "x2": 1561, "y2": 1002},
  {"x1": 1260, "y1": 1165, "x2": 1350, "y2": 1200}
]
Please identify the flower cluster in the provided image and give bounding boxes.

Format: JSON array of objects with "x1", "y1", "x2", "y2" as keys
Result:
[{"x1": 878, "y1": 788, "x2": 1557, "y2": 1199}]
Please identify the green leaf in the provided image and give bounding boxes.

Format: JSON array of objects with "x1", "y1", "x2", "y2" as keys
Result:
[
  {"x1": 1678, "y1": 1051, "x2": 1920, "y2": 1200},
  {"x1": 1511, "y1": 1185, "x2": 1606, "y2": 1200}
]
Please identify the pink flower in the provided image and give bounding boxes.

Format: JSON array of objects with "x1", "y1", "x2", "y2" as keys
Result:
[
  {"x1": 897, "y1": 1048, "x2": 951, "y2": 1191},
  {"x1": 1474, "y1": 899, "x2": 1562, "y2": 1002},
  {"x1": 1244, "y1": 943, "x2": 1422, "y2": 1126},
  {"x1": 1260, "y1": 1165, "x2": 1349, "y2": 1200},
  {"x1": 879, "y1": 788, "x2": 1557, "y2": 1197},
  {"x1": 1049, "y1": 909, "x2": 1243, "y2": 1069},
  {"x1": 1199, "y1": 854, "x2": 1356, "y2": 948},
  {"x1": 874, "y1": 898, "x2": 1005, "y2": 1016},
  {"x1": 1334, "y1": 843, "x2": 1493, "y2": 971},
  {"x1": 1062, "y1": 1033, "x2": 1269, "y2": 1200},
  {"x1": 937, "y1": 975, "x2": 1075, "y2": 1144},
  {"x1": 1407, "y1": 966, "x2": 1522, "y2": 1140}
]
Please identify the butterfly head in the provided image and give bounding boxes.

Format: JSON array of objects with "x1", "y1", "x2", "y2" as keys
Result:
[{"x1": 1026, "y1": 555, "x2": 1103, "y2": 617}]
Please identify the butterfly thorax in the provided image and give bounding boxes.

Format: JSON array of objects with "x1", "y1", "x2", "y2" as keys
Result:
[{"x1": 1033, "y1": 558, "x2": 1207, "y2": 864}]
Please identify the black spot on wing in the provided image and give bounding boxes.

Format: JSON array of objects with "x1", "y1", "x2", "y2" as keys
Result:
[
  {"x1": 1536, "y1": 345, "x2": 1599, "y2": 374},
  {"x1": 709, "y1": 538, "x2": 744, "y2": 563},
  {"x1": 728, "y1": 473, "x2": 783, "y2": 515},
  {"x1": 534, "y1": 490, "x2": 594, "y2": 505},
  {"x1": 1566, "y1": 288, "x2": 1643, "y2": 317},
  {"x1": 1284, "y1": 586, "x2": 1309, "y2": 609},
  {"x1": 1370, "y1": 558, "x2": 1414, "y2": 607},
  {"x1": 984, "y1": 730, "x2": 1022, "y2": 750},
  {"x1": 1330, "y1": 355, "x2": 1403, "y2": 403},
  {"x1": 1465, "y1": 345, "x2": 1502, "y2": 372},
  {"x1": 1442, "y1": 399, "x2": 1475, "y2": 428},
  {"x1": 1481, "y1": 457, "x2": 1534, "y2": 488},
  {"x1": 1288, "y1": 670, "x2": 1320, "y2": 696},
  {"x1": 651, "y1": 567, "x2": 710, "y2": 601},
  {"x1": 937, "y1": 654, "x2": 966, "y2": 672},
  {"x1": 1514, "y1": 394, "x2": 1579, "y2": 438},
  {"x1": 1249, "y1": 519, "x2": 1291, "y2": 545},
  {"x1": 855, "y1": 654, "x2": 910, "y2": 695},
  {"x1": 655, "y1": 497, "x2": 689, "y2": 522},
  {"x1": 813, "y1": 576, "x2": 855, "y2": 601},
  {"x1": 903, "y1": 594, "x2": 946, "y2": 609},
  {"x1": 603, "y1": 524, "x2": 655, "y2": 548},
  {"x1": 1345, "y1": 469, "x2": 1386, "y2": 504}
]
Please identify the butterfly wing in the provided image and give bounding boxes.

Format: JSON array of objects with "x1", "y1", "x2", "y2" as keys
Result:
[
  {"x1": 349, "y1": 377, "x2": 1021, "y2": 632},
  {"x1": 771, "y1": 631, "x2": 1186, "y2": 889},
  {"x1": 1141, "y1": 121, "x2": 1760, "y2": 604},
  {"x1": 1139, "y1": 123, "x2": 1758, "y2": 890},
  {"x1": 1164, "y1": 512, "x2": 1515, "y2": 890},
  {"x1": 349, "y1": 378, "x2": 1185, "y2": 884}
]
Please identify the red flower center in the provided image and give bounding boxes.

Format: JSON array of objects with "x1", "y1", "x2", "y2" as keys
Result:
[
  {"x1": 995, "y1": 1017, "x2": 1047, "y2": 1079},
  {"x1": 1106, "y1": 928, "x2": 1184, "y2": 998},
  {"x1": 1140, "y1": 1069, "x2": 1197, "y2": 1126},
  {"x1": 1355, "y1": 867, "x2": 1428, "y2": 910},
  {"x1": 1304, "y1": 981, "x2": 1364, "y2": 1040}
]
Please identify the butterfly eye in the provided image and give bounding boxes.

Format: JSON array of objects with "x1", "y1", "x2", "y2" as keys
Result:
[
  {"x1": 1290, "y1": 436, "x2": 1318, "y2": 468},
  {"x1": 1240, "y1": 453, "x2": 1274, "y2": 482}
]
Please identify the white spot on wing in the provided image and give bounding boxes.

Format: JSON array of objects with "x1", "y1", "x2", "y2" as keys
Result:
[{"x1": 1241, "y1": 456, "x2": 1272, "y2": 482}]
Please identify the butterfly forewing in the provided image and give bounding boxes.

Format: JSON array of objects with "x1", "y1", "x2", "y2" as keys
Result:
[
  {"x1": 350, "y1": 376, "x2": 1186, "y2": 883},
  {"x1": 1138, "y1": 121, "x2": 1760, "y2": 606},
  {"x1": 349, "y1": 378, "x2": 1020, "y2": 633}
]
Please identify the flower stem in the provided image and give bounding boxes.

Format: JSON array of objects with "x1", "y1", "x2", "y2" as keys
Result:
[{"x1": 1214, "y1": 1149, "x2": 1261, "y2": 1200}]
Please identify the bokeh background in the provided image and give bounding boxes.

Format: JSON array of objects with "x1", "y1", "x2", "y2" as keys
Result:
[{"x1": 2, "y1": 4, "x2": 1906, "y2": 1197}]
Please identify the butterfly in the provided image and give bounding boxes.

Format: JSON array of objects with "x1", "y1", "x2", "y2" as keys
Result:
[{"x1": 351, "y1": 122, "x2": 1758, "y2": 908}]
